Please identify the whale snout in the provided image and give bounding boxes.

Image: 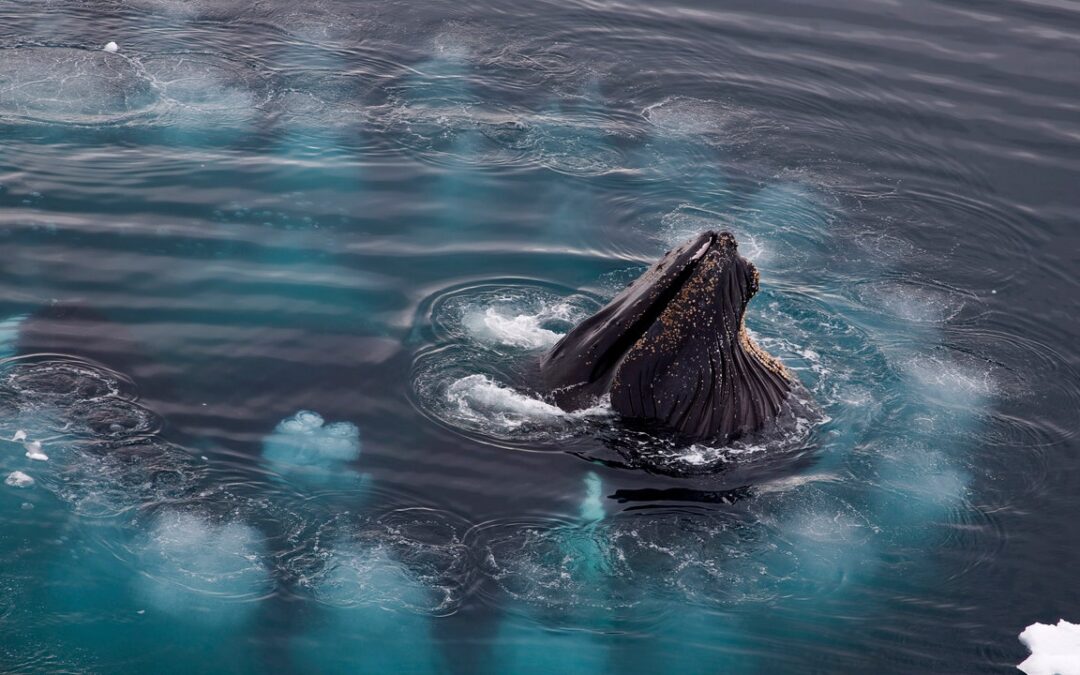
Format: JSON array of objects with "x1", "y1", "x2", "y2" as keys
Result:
[{"x1": 539, "y1": 230, "x2": 793, "y2": 443}]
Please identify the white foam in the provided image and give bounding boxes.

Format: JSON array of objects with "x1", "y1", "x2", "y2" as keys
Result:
[
  {"x1": 462, "y1": 306, "x2": 565, "y2": 349},
  {"x1": 1018, "y1": 620, "x2": 1080, "y2": 675},
  {"x1": 455, "y1": 292, "x2": 590, "y2": 350},
  {"x1": 11, "y1": 430, "x2": 27, "y2": 443},
  {"x1": 446, "y1": 375, "x2": 565, "y2": 428},
  {"x1": 103, "y1": 42, "x2": 119, "y2": 53},
  {"x1": 4, "y1": 471, "x2": 34, "y2": 488}
]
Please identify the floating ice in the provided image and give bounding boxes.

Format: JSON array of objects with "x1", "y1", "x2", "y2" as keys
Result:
[
  {"x1": 11, "y1": 430, "x2": 27, "y2": 443},
  {"x1": 103, "y1": 42, "x2": 119, "y2": 53},
  {"x1": 262, "y1": 410, "x2": 361, "y2": 478},
  {"x1": 4, "y1": 471, "x2": 33, "y2": 488},
  {"x1": 134, "y1": 510, "x2": 270, "y2": 624},
  {"x1": 1018, "y1": 620, "x2": 1080, "y2": 675},
  {"x1": 24, "y1": 440, "x2": 48, "y2": 462}
]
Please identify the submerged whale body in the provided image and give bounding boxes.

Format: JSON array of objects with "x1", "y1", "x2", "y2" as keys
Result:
[{"x1": 539, "y1": 231, "x2": 796, "y2": 443}]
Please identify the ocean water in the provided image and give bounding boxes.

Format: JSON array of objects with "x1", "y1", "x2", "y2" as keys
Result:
[{"x1": 0, "y1": 0, "x2": 1078, "y2": 673}]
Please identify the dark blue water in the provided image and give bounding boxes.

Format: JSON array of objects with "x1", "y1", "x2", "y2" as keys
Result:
[{"x1": 1, "y1": 0, "x2": 1078, "y2": 673}]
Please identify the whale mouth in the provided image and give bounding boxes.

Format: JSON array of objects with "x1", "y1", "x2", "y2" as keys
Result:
[
  {"x1": 540, "y1": 230, "x2": 752, "y2": 405},
  {"x1": 540, "y1": 229, "x2": 789, "y2": 443}
]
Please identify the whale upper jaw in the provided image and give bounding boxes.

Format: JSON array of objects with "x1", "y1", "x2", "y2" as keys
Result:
[{"x1": 539, "y1": 230, "x2": 792, "y2": 444}]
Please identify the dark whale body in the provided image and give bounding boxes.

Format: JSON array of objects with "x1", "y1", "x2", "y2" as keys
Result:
[{"x1": 540, "y1": 231, "x2": 795, "y2": 443}]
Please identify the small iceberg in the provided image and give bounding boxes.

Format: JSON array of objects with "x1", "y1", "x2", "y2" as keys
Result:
[
  {"x1": 5, "y1": 471, "x2": 34, "y2": 488},
  {"x1": 103, "y1": 41, "x2": 119, "y2": 53},
  {"x1": 1018, "y1": 619, "x2": 1080, "y2": 675}
]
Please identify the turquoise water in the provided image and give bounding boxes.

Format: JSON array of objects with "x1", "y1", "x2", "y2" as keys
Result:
[{"x1": 1, "y1": 0, "x2": 1078, "y2": 673}]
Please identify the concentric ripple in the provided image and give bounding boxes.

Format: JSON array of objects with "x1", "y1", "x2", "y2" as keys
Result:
[{"x1": 0, "y1": 47, "x2": 158, "y2": 125}]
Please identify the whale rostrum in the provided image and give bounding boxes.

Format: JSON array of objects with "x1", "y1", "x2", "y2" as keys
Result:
[{"x1": 539, "y1": 231, "x2": 795, "y2": 443}]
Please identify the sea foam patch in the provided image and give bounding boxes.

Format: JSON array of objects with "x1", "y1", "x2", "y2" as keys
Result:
[
  {"x1": 441, "y1": 373, "x2": 611, "y2": 441},
  {"x1": 436, "y1": 286, "x2": 595, "y2": 352}
]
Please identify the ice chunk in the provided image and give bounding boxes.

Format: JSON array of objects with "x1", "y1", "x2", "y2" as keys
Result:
[
  {"x1": 5, "y1": 471, "x2": 33, "y2": 488},
  {"x1": 24, "y1": 440, "x2": 48, "y2": 461},
  {"x1": 262, "y1": 410, "x2": 361, "y2": 469},
  {"x1": 103, "y1": 42, "x2": 119, "y2": 53},
  {"x1": 1018, "y1": 619, "x2": 1080, "y2": 675},
  {"x1": 11, "y1": 430, "x2": 26, "y2": 442}
]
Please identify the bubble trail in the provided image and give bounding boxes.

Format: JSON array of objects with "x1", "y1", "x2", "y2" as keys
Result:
[
  {"x1": 728, "y1": 182, "x2": 988, "y2": 671},
  {"x1": 287, "y1": 529, "x2": 454, "y2": 674},
  {"x1": 490, "y1": 472, "x2": 618, "y2": 673}
]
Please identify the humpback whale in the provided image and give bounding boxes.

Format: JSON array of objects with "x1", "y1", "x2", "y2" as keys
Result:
[{"x1": 539, "y1": 231, "x2": 796, "y2": 443}]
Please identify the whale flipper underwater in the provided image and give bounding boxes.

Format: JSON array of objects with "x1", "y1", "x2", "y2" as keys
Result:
[{"x1": 539, "y1": 231, "x2": 796, "y2": 443}]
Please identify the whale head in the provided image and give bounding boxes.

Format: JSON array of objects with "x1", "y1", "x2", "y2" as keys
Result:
[{"x1": 539, "y1": 231, "x2": 793, "y2": 443}]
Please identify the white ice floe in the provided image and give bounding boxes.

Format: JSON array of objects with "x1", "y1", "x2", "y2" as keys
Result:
[
  {"x1": 24, "y1": 440, "x2": 48, "y2": 462},
  {"x1": 103, "y1": 41, "x2": 119, "y2": 53},
  {"x1": 11, "y1": 430, "x2": 27, "y2": 443},
  {"x1": 5, "y1": 471, "x2": 34, "y2": 488},
  {"x1": 1018, "y1": 619, "x2": 1080, "y2": 675}
]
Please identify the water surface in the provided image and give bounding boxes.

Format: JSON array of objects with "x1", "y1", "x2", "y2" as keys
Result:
[{"x1": 1, "y1": 0, "x2": 1078, "y2": 673}]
